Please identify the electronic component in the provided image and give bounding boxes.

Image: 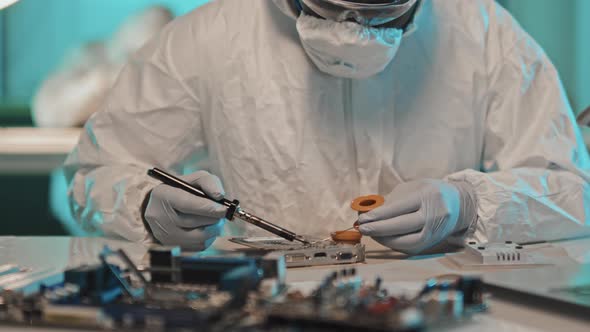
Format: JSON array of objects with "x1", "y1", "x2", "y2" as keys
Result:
[
  {"x1": 62, "y1": 264, "x2": 122, "y2": 304},
  {"x1": 230, "y1": 237, "x2": 366, "y2": 267},
  {"x1": 446, "y1": 241, "x2": 553, "y2": 268},
  {"x1": 267, "y1": 269, "x2": 486, "y2": 331},
  {"x1": 266, "y1": 268, "x2": 423, "y2": 332},
  {"x1": 416, "y1": 274, "x2": 487, "y2": 325},
  {"x1": 0, "y1": 267, "x2": 64, "y2": 297},
  {"x1": 466, "y1": 242, "x2": 531, "y2": 264},
  {"x1": 0, "y1": 246, "x2": 487, "y2": 331},
  {"x1": 0, "y1": 246, "x2": 283, "y2": 330}
]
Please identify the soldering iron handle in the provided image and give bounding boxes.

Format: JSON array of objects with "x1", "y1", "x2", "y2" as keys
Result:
[{"x1": 147, "y1": 168, "x2": 240, "y2": 220}]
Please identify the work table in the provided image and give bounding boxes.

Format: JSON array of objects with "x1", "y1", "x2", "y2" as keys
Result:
[{"x1": 0, "y1": 236, "x2": 588, "y2": 332}]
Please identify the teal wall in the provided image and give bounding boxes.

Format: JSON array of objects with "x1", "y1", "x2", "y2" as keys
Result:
[
  {"x1": 575, "y1": 0, "x2": 590, "y2": 114},
  {"x1": 499, "y1": 0, "x2": 590, "y2": 114},
  {"x1": 1, "y1": 0, "x2": 208, "y2": 103},
  {"x1": 0, "y1": 10, "x2": 5, "y2": 98}
]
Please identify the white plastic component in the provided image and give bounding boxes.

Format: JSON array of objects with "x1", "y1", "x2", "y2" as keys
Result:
[
  {"x1": 230, "y1": 237, "x2": 365, "y2": 268},
  {"x1": 464, "y1": 242, "x2": 532, "y2": 265},
  {"x1": 446, "y1": 241, "x2": 555, "y2": 268}
]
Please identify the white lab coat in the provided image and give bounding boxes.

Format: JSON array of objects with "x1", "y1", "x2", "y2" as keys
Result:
[{"x1": 64, "y1": 0, "x2": 590, "y2": 246}]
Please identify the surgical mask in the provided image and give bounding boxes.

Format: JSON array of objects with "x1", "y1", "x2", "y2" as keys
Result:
[{"x1": 296, "y1": 13, "x2": 403, "y2": 79}]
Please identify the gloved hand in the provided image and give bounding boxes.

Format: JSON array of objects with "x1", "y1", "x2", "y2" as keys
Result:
[
  {"x1": 144, "y1": 171, "x2": 227, "y2": 251},
  {"x1": 358, "y1": 180, "x2": 477, "y2": 255}
]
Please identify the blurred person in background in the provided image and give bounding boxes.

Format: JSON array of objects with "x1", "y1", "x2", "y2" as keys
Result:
[
  {"x1": 32, "y1": 5, "x2": 174, "y2": 128},
  {"x1": 32, "y1": 6, "x2": 173, "y2": 235}
]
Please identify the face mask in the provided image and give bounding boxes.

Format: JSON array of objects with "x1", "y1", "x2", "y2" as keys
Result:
[{"x1": 296, "y1": 13, "x2": 403, "y2": 79}]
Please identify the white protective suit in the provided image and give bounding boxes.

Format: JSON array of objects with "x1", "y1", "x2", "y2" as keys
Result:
[{"x1": 64, "y1": 0, "x2": 590, "y2": 246}]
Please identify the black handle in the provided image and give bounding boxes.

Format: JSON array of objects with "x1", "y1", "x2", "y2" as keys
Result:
[{"x1": 148, "y1": 168, "x2": 240, "y2": 220}]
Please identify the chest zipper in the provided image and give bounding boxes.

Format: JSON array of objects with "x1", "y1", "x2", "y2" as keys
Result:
[{"x1": 343, "y1": 79, "x2": 359, "y2": 193}]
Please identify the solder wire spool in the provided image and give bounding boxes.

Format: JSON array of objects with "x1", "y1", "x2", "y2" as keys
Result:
[
  {"x1": 331, "y1": 195, "x2": 385, "y2": 244},
  {"x1": 350, "y1": 195, "x2": 385, "y2": 213}
]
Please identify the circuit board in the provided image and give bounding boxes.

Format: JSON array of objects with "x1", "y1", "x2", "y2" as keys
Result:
[
  {"x1": 0, "y1": 245, "x2": 487, "y2": 331},
  {"x1": 229, "y1": 237, "x2": 366, "y2": 267},
  {"x1": 229, "y1": 236, "x2": 317, "y2": 250}
]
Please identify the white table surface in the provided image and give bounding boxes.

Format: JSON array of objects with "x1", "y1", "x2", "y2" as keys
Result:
[{"x1": 0, "y1": 236, "x2": 589, "y2": 331}]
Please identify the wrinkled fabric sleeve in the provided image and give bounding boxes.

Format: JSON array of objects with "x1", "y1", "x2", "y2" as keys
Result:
[
  {"x1": 447, "y1": 1, "x2": 590, "y2": 244},
  {"x1": 63, "y1": 23, "x2": 205, "y2": 244}
]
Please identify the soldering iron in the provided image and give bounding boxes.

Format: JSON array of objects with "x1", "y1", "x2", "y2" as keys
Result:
[{"x1": 148, "y1": 168, "x2": 310, "y2": 245}]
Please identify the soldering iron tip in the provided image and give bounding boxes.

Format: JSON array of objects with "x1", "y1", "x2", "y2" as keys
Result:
[{"x1": 295, "y1": 236, "x2": 310, "y2": 245}]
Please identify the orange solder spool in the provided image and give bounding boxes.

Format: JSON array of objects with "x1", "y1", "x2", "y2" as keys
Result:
[
  {"x1": 330, "y1": 229, "x2": 363, "y2": 244},
  {"x1": 331, "y1": 194, "x2": 385, "y2": 244},
  {"x1": 350, "y1": 195, "x2": 385, "y2": 213}
]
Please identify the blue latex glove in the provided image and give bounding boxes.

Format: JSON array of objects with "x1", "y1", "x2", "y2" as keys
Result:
[
  {"x1": 358, "y1": 180, "x2": 477, "y2": 255},
  {"x1": 144, "y1": 171, "x2": 227, "y2": 250}
]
